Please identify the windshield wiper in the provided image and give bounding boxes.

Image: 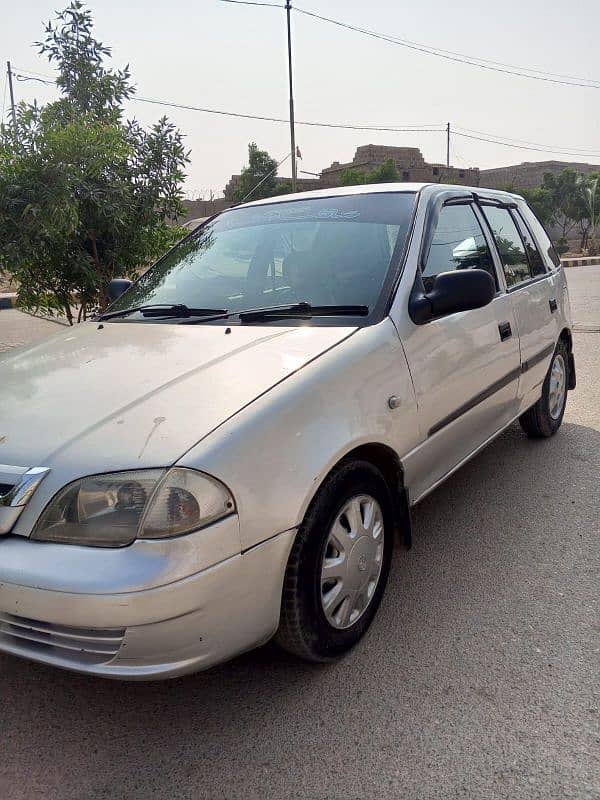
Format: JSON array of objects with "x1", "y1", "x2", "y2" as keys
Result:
[
  {"x1": 237, "y1": 302, "x2": 369, "y2": 323},
  {"x1": 98, "y1": 304, "x2": 228, "y2": 321}
]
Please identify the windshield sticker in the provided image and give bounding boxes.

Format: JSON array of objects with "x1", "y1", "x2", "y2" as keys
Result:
[{"x1": 262, "y1": 207, "x2": 361, "y2": 223}]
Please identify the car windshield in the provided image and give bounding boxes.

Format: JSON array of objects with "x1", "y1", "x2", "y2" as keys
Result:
[{"x1": 109, "y1": 192, "x2": 416, "y2": 322}]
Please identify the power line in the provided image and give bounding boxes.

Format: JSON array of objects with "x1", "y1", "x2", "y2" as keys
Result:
[
  {"x1": 13, "y1": 65, "x2": 56, "y2": 80},
  {"x1": 219, "y1": 0, "x2": 283, "y2": 6},
  {"x1": 219, "y1": 0, "x2": 600, "y2": 87},
  {"x1": 452, "y1": 130, "x2": 600, "y2": 158},
  {"x1": 452, "y1": 125, "x2": 600, "y2": 157},
  {"x1": 15, "y1": 73, "x2": 54, "y2": 86},
  {"x1": 12, "y1": 67, "x2": 600, "y2": 159},
  {"x1": 239, "y1": 151, "x2": 291, "y2": 202},
  {"x1": 293, "y1": 5, "x2": 600, "y2": 89},
  {"x1": 135, "y1": 95, "x2": 444, "y2": 133}
]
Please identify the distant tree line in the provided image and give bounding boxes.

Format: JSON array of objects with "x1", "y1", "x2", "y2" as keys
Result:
[
  {"x1": 516, "y1": 170, "x2": 600, "y2": 255},
  {"x1": 229, "y1": 146, "x2": 599, "y2": 256}
]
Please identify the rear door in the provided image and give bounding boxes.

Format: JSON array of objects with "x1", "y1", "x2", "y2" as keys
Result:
[{"x1": 479, "y1": 202, "x2": 560, "y2": 403}]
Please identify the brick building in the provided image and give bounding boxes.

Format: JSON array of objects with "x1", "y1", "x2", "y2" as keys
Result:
[
  {"x1": 479, "y1": 160, "x2": 600, "y2": 190},
  {"x1": 319, "y1": 144, "x2": 479, "y2": 187}
]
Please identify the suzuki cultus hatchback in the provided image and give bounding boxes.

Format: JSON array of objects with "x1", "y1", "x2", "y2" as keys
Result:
[{"x1": 0, "y1": 184, "x2": 575, "y2": 678}]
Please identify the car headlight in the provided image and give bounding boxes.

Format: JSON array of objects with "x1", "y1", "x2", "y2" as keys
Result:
[{"x1": 31, "y1": 468, "x2": 235, "y2": 547}]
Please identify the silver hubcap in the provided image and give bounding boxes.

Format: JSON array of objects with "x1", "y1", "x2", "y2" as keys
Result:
[
  {"x1": 549, "y1": 353, "x2": 566, "y2": 420},
  {"x1": 320, "y1": 494, "x2": 385, "y2": 630}
]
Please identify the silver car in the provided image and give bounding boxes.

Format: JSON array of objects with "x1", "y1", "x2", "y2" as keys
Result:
[{"x1": 0, "y1": 183, "x2": 575, "y2": 679}]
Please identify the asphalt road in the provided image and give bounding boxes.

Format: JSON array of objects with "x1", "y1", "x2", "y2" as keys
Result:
[{"x1": 1, "y1": 270, "x2": 598, "y2": 800}]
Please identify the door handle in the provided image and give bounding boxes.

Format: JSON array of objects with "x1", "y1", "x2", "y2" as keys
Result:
[
  {"x1": 549, "y1": 298, "x2": 558, "y2": 313},
  {"x1": 498, "y1": 321, "x2": 512, "y2": 341}
]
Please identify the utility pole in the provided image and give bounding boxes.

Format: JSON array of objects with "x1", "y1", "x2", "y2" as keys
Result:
[
  {"x1": 446, "y1": 121, "x2": 450, "y2": 168},
  {"x1": 7, "y1": 61, "x2": 17, "y2": 135},
  {"x1": 285, "y1": 1, "x2": 297, "y2": 192}
]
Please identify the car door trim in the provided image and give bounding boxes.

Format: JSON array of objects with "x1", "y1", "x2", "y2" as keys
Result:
[
  {"x1": 521, "y1": 342, "x2": 555, "y2": 373},
  {"x1": 428, "y1": 341, "x2": 556, "y2": 436},
  {"x1": 428, "y1": 365, "x2": 522, "y2": 437}
]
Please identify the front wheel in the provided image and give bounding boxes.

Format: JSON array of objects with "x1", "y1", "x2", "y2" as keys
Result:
[
  {"x1": 519, "y1": 340, "x2": 569, "y2": 438},
  {"x1": 275, "y1": 460, "x2": 394, "y2": 662}
]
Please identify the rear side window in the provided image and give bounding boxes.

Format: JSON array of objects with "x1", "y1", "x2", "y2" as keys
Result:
[
  {"x1": 422, "y1": 203, "x2": 496, "y2": 292},
  {"x1": 520, "y1": 206, "x2": 561, "y2": 269},
  {"x1": 482, "y1": 206, "x2": 530, "y2": 288},
  {"x1": 513, "y1": 211, "x2": 546, "y2": 277}
]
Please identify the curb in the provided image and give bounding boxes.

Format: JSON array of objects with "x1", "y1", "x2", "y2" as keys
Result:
[
  {"x1": 561, "y1": 256, "x2": 600, "y2": 268},
  {"x1": 0, "y1": 293, "x2": 18, "y2": 310}
]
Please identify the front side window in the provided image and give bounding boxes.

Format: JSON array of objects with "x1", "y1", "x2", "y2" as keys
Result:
[
  {"x1": 482, "y1": 206, "x2": 530, "y2": 288},
  {"x1": 109, "y1": 193, "x2": 416, "y2": 323},
  {"x1": 422, "y1": 203, "x2": 495, "y2": 292}
]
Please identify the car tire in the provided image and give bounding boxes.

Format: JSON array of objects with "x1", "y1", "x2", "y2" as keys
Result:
[
  {"x1": 275, "y1": 459, "x2": 394, "y2": 663},
  {"x1": 519, "y1": 340, "x2": 569, "y2": 438}
]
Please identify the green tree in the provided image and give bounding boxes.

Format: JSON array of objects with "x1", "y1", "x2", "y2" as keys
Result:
[
  {"x1": 541, "y1": 169, "x2": 581, "y2": 241},
  {"x1": 0, "y1": 2, "x2": 188, "y2": 322},
  {"x1": 577, "y1": 173, "x2": 600, "y2": 254},
  {"x1": 369, "y1": 159, "x2": 400, "y2": 183},
  {"x1": 340, "y1": 167, "x2": 367, "y2": 186},
  {"x1": 519, "y1": 185, "x2": 554, "y2": 226},
  {"x1": 230, "y1": 142, "x2": 279, "y2": 202}
]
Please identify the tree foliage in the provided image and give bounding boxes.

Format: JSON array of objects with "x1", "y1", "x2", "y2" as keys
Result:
[
  {"x1": 340, "y1": 159, "x2": 401, "y2": 187},
  {"x1": 0, "y1": 2, "x2": 189, "y2": 322},
  {"x1": 340, "y1": 167, "x2": 367, "y2": 186},
  {"x1": 518, "y1": 185, "x2": 554, "y2": 226},
  {"x1": 230, "y1": 142, "x2": 279, "y2": 202},
  {"x1": 508, "y1": 169, "x2": 600, "y2": 254},
  {"x1": 369, "y1": 159, "x2": 401, "y2": 183}
]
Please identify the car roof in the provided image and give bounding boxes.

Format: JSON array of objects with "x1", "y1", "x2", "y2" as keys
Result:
[{"x1": 239, "y1": 182, "x2": 524, "y2": 208}]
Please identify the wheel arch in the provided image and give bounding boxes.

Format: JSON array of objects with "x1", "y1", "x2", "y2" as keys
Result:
[
  {"x1": 558, "y1": 327, "x2": 576, "y2": 390},
  {"x1": 308, "y1": 442, "x2": 412, "y2": 549},
  {"x1": 559, "y1": 327, "x2": 573, "y2": 352}
]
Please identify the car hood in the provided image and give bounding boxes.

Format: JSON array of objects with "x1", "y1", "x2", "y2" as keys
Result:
[{"x1": 0, "y1": 321, "x2": 356, "y2": 474}]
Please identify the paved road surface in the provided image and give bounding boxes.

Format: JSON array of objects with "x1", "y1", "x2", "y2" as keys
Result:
[
  {"x1": 0, "y1": 271, "x2": 598, "y2": 800},
  {"x1": 0, "y1": 310, "x2": 67, "y2": 352}
]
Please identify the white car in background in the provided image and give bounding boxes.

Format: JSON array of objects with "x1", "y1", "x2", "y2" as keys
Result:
[{"x1": 0, "y1": 183, "x2": 575, "y2": 679}]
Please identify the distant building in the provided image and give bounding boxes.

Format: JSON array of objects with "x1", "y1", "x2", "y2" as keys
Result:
[
  {"x1": 479, "y1": 160, "x2": 600, "y2": 190},
  {"x1": 319, "y1": 144, "x2": 479, "y2": 187},
  {"x1": 178, "y1": 146, "x2": 600, "y2": 224}
]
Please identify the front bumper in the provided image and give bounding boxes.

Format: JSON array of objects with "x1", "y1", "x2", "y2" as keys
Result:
[{"x1": 0, "y1": 527, "x2": 295, "y2": 679}]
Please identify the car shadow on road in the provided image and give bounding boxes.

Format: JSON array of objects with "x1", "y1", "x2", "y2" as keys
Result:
[{"x1": 2, "y1": 420, "x2": 598, "y2": 800}]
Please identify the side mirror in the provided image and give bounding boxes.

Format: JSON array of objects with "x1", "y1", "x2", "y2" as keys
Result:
[
  {"x1": 107, "y1": 278, "x2": 133, "y2": 303},
  {"x1": 409, "y1": 269, "x2": 495, "y2": 324}
]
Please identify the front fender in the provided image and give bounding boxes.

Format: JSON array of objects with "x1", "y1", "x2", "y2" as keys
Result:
[{"x1": 178, "y1": 319, "x2": 420, "y2": 551}]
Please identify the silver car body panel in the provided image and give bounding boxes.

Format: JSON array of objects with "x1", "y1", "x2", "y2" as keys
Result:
[
  {"x1": 0, "y1": 526, "x2": 295, "y2": 679},
  {"x1": 0, "y1": 321, "x2": 356, "y2": 537},
  {"x1": 0, "y1": 182, "x2": 573, "y2": 678}
]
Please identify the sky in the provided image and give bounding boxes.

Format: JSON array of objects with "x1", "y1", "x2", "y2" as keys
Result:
[{"x1": 2, "y1": 0, "x2": 599, "y2": 198}]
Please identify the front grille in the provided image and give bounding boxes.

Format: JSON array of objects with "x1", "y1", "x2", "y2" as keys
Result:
[{"x1": 0, "y1": 613, "x2": 125, "y2": 665}]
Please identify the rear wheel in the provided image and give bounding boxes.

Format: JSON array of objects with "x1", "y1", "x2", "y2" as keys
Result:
[
  {"x1": 275, "y1": 460, "x2": 394, "y2": 662},
  {"x1": 519, "y1": 340, "x2": 569, "y2": 438}
]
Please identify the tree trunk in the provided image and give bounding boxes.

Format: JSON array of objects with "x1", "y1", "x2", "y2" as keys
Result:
[{"x1": 88, "y1": 233, "x2": 107, "y2": 310}]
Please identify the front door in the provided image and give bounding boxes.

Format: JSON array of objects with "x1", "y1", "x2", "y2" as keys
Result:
[{"x1": 400, "y1": 200, "x2": 521, "y2": 502}]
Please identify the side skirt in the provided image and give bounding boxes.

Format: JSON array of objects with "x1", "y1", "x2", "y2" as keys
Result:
[{"x1": 408, "y1": 406, "x2": 535, "y2": 507}]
